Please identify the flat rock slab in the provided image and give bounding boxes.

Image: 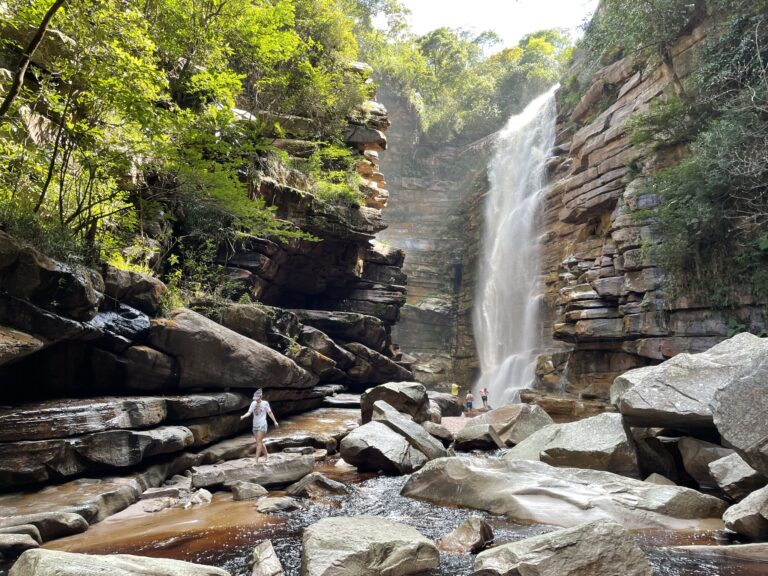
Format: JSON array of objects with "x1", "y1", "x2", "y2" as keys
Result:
[
  {"x1": 191, "y1": 454, "x2": 314, "y2": 489},
  {"x1": 0, "y1": 512, "x2": 88, "y2": 542},
  {"x1": 322, "y1": 394, "x2": 361, "y2": 408},
  {"x1": 164, "y1": 392, "x2": 250, "y2": 420},
  {"x1": 474, "y1": 520, "x2": 652, "y2": 576},
  {"x1": 197, "y1": 408, "x2": 359, "y2": 464},
  {"x1": 402, "y1": 457, "x2": 726, "y2": 530},
  {"x1": 301, "y1": 516, "x2": 439, "y2": 576},
  {"x1": 8, "y1": 549, "x2": 230, "y2": 575},
  {"x1": 0, "y1": 397, "x2": 167, "y2": 442},
  {"x1": 0, "y1": 453, "x2": 198, "y2": 526}
]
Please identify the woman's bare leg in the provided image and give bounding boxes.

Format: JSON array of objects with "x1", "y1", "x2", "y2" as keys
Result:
[{"x1": 256, "y1": 431, "x2": 268, "y2": 461}]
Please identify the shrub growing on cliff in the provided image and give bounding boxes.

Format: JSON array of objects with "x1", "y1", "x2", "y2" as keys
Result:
[{"x1": 627, "y1": 1, "x2": 768, "y2": 303}]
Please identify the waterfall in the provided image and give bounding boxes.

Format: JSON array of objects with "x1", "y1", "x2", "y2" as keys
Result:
[{"x1": 473, "y1": 86, "x2": 558, "y2": 407}]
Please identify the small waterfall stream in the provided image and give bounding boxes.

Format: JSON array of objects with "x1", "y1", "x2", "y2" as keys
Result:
[{"x1": 474, "y1": 87, "x2": 559, "y2": 407}]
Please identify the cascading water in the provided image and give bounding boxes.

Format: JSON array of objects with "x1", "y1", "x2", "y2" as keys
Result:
[{"x1": 474, "y1": 86, "x2": 559, "y2": 407}]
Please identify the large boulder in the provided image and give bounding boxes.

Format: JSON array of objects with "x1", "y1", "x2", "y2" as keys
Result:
[
  {"x1": 344, "y1": 343, "x2": 412, "y2": 387},
  {"x1": 708, "y1": 453, "x2": 766, "y2": 501},
  {"x1": 723, "y1": 484, "x2": 768, "y2": 540},
  {"x1": 300, "y1": 516, "x2": 439, "y2": 576},
  {"x1": 611, "y1": 333, "x2": 768, "y2": 430},
  {"x1": 339, "y1": 421, "x2": 427, "y2": 475},
  {"x1": 401, "y1": 457, "x2": 726, "y2": 529},
  {"x1": 677, "y1": 437, "x2": 734, "y2": 490},
  {"x1": 361, "y1": 382, "x2": 429, "y2": 424},
  {"x1": 0, "y1": 327, "x2": 44, "y2": 368},
  {"x1": 102, "y1": 264, "x2": 167, "y2": 316},
  {"x1": 473, "y1": 521, "x2": 652, "y2": 576},
  {"x1": 249, "y1": 540, "x2": 284, "y2": 576},
  {"x1": 149, "y1": 309, "x2": 317, "y2": 389},
  {"x1": 427, "y1": 391, "x2": 462, "y2": 418},
  {"x1": 713, "y1": 354, "x2": 768, "y2": 476},
  {"x1": 0, "y1": 234, "x2": 103, "y2": 321},
  {"x1": 466, "y1": 404, "x2": 554, "y2": 447},
  {"x1": 290, "y1": 310, "x2": 388, "y2": 352},
  {"x1": 8, "y1": 549, "x2": 229, "y2": 576},
  {"x1": 453, "y1": 424, "x2": 505, "y2": 452},
  {"x1": 504, "y1": 413, "x2": 640, "y2": 477},
  {"x1": 74, "y1": 426, "x2": 194, "y2": 467},
  {"x1": 371, "y1": 401, "x2": 447, "y2": 460},
  {"x1": 191, "y1": 454, "x2": 314, "y2": 489}
]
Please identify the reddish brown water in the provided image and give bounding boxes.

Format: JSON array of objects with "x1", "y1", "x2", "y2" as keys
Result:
[
  {"x1": 1, "y1": 407, "x2": 765, "y2": 575},
  {"x1": 36, "y1": 462, "x2": 766, "y2": 576}
]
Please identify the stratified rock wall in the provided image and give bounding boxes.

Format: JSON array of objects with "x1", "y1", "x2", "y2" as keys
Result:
[
  {"x1": 0, "y1": 78, "x2": 411, "y2": 492},
  {"x1": 377, "y1": 87, "x2": 493, "y2": 389},
  {"x1": 543, "y1": 17, "x2": 767, "y2": 398}
]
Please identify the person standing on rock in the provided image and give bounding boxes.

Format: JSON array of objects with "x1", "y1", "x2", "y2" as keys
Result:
[
  {"x1": 465, "y1": 391, "x2": 474, "y2": 417},
  {"x1": 480, "y1": 387, "x2": 489, "y2": 411},
  {"x1": 451, "y1": 383, "x2": 460, "y2": 409},
  {"x1": 240, "y1": 389, "x2": 279, "y2": 462}
]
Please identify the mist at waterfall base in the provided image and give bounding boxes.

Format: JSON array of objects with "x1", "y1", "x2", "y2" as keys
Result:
[{"x1": 473, "y1": 86, "x2": 558, "y2": 407}]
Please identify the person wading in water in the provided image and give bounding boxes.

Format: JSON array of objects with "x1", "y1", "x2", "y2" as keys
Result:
[{"x1": 240, "y1": 389, "x2": 279, "y2": 462}]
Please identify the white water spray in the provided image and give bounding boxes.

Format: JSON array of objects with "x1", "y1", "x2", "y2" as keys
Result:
[{"x1": 473, "y1": 87, "x2": 559, "y2": 407}]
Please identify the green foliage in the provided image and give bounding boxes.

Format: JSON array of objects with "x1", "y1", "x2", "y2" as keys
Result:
[
  {"x1": 584, "y1": 0, "x2": 700, "y2": 64},
  {"x1": 628, "y1": 2, "x2": 768, "y2": 304},
  {"x1": 0, "y1": 0, "x2": 368, "y2": 283},
  {"x1": 341, "y1": 0, "x2": 573, "y2": 144}
]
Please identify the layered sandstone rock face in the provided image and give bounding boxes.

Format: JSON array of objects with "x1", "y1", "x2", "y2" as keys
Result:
[
  {"x1": 541, "y1": 19, "x2": 767, "y2": 397},
  {"x1": 0, "y1": 85, "x2": 410, "y2": 494}
]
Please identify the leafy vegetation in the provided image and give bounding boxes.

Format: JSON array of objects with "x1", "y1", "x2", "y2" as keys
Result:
[
  {"x1": 342, "y1": 0, "x2": 574, "y2": 144},
  {"x1": 0, "y1": 0, "x2": 368, "y2": 280},
  {"x1": 582, "y1": 0, "x2": 768, "y2": 304}
]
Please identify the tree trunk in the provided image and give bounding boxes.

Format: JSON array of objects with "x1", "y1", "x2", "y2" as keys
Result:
[{"x1": 0, "y1": 0, "x2": 68, "y2": 121}]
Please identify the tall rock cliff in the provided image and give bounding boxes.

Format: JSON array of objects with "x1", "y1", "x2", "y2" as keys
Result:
[{"x1": 542, "y1": 14, "x2": 767, "y2": 398}]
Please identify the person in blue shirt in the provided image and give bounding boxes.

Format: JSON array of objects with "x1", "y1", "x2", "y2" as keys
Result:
[{"x1": 240, "y1": 389, "x2": 279, "y2": 462}]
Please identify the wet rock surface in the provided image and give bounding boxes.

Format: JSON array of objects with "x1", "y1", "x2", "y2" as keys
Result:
[{"x1": 191, "y1": 454, "x2": 315, "y2": 489}]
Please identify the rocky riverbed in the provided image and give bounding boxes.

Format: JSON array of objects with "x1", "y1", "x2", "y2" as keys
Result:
[{"x1": 2, "y1": 337, "x2": 768, "y2": 575}]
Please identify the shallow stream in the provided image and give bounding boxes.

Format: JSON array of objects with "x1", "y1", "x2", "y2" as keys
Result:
[{"x1": 41, "y1": 458, "x2": 768, "y2": 576}]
